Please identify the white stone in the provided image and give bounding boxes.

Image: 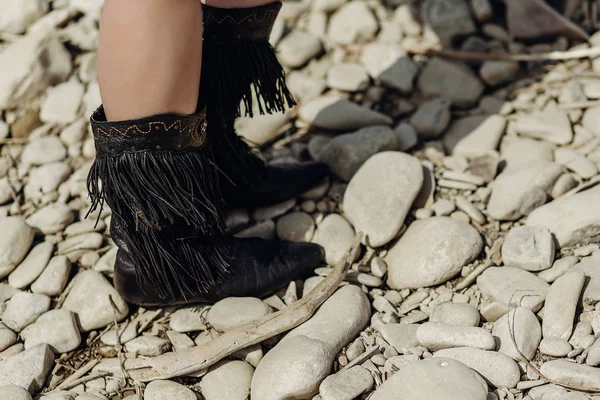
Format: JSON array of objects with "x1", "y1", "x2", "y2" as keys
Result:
[
  {"x1": 0, "y1": 217, "x2": 35, "y2": 278},
  {"x1": 0, "y1": 31, "x2": 71, "y2": 110},
  {"x1": 527, "y1": 185, "x2": 600, "y2": 247},
  {"x1": 0, "y1": 0, "x2": 48, "y2": 34},
  {"x1": 57, "y1": 233, "x2": 104, "y2": 261},
  {"x1": 0, "y1": 344, "x2": 54, "y2": 394},
  {"x1": 430, "y1": 302, "x2": 481, "y2": 327},
  {"x1": 361, "y1": 43, "x2": 418, "y2": 93},
  {"x1": 501, "y1": 136, "x2": 554, "y2": 166},
  {"x1": 492, "y1": 307, "x2": 541, "y2": 361},
  {"x1": 0, "y1": 323, "x2": 17, "y2": 352},
  {"x1": 2, "y1": 292, "x2": 50, "y2": 332},
  {"x1": 166, "y1": 331, "x2": 194, "y2": 351},
  {"x1": 434, "y1": 347, "x2": 520, "y2": 388},
  {"x1": 478, "y1": 267, "x2": 549, "y2": 312},
  {"x1": 276, "y1": 212, "x2": 315, "y2": 242},
  {"x1": 312, "y1": 214, "x2": 355, "y2": 266},
  {"x1": 380, "y1": 324, "x2": 419, "y2": 352},
  {"x1": 417, "y1": 322, "x2": 495, "y2": 351},
  {"x1": 343, "y1": 152, "x2": 423, "y2": 247},
  {"x1": 538, "y1": 256, "x2": 578, "y2": 283},
  {"x1": 25, "y1": 162, "x2": 71, "y2": 199},
  {"x1": 319, "y1": 366, "x2": 373, "y2": 400},
  {"x1": 169, "y1": 306, "x2": 209, "y2": 333},
  {"x1": 207, "y1": 297, "x2": 272, "y2": 332},
  {"x1": 543, "y1": 272, "x2": 585, "y2": 340},
  {"x1": 21, "y1": 310, "x2": 80, "y2": 354},
  {"x1": 555, "y1": 148, "x2": 598, "y2": 180},
  {"x1": 31, "y1": 256, "x2": 71, "y2": 296},
  {"x1": 540, "y1": 360, "x2": 600, "y2": 391},
  {"x1": 21, "y1": 137, "x2": 67, "y2": 166},
  {"x1": 370, "y1": 358, "x2": 487, "y2": 400},
  {"x1": 299, "y1": 96, "x2": 392, "y2": 131},
  {"x1": 0, "y1": 385, "x2": 32, "y2": 400},
  {"x1": 8, "y1": 242, "x2": 53, "y2": 289},
  {"x1": 124, "y1": 336, "x2": 171, "y2": 357},
  {"x1": 386, "y1": 217, "x2": 483, "y2": 289},
  {"x1": 235, "y1": 110, "x2": 292, "y2": 146},
  {"x1": 144, "y1": 380, "x2": 197, "y2": 400},
  {"x1": 327, "y1": 2, "x2": 377, "y2": 45},
  {"x1": 317, "y1": 126, "x2": 397, "y2": 181},
  {"x1": 539, "y1": 337, "x2": 572, "y2": 357},
  {"x1": 26, "y1": 203, "x2": 74, "y2": 235},
  {"x1": 501, "y1": 226, "x2": 554, "y2": 271},
  {"x1": 514, "y1": 102, "x2": 573, "y2": 145},
  {"x1": 326, "y1": 63, "x2": 369, "y2": 92},
  {"x1": 277, "y1": 30, "x2": 321, "y2": 68},
  {"x1": 487, "y1": 161, "x2": 563, "y2": 221},
  {"x1": 443, "y1": 115, "x2": 506, "y2": 158},
  {"x1": 201, "y1": 360, "x2": 253, "y2": 400},
  {"x1": 62, "y1": 270, "x2": 128, "y2": 332},
  {"x1": 40, "y1": 79, "x2": 84, "y2": 124}
]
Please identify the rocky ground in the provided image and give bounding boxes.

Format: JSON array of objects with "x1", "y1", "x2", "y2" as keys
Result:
[{"x1": 2, "y1": 0, "x2": 600, "y2": 399}]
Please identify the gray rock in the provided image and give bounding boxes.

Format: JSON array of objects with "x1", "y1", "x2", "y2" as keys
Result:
[
  {"x1": 26, "y1": 204, "x2": 74, "y2": 235},
  {"x1": 8, "y1": 242, "x2": 53, "y2": 289},
  {"x1": 418, "y1": 58, "x2": 485, "y2": 108},
  {"x1": 312, "y1": 214, "x2": 355, "y2": 265},
  {"x1": 539, "y1": 337, "x2": 572, "y2": 357},
  {"x1": 487, "y1": 161, "x2": 563, "y2": 221},
  {"x1": 492, "y1": 307, "x2": 541, "y2": 361},
  {"x1": 394, "y1": 123, "x2": 418, "y2": 151},
  {"x1": 144, "y1": 380, "x2": 197, "y2": 400},
  {"x1": 276, "y1": 212, "x2": 315, "y2": 242},
  {"x1": 124, "y1": 336, "x2": 171, "y2": 357},
  {"x1": 201, "y1": 360, "x2": 253, "y2": 400},
  {"x1": 501, "y1": 226, "x2": 555, "y2": 271},
  {"x1": 514, "y1": 102, "x2": 573, "y2": 145},
  {"x1": 0, "y1": 385, "x2": 32, "y2": 400},
  {"x1": 2, "y1": 292, "x2": 50, "y2": 331},
  {"x1": 527, "y1": 185, "x2": 600, "y2": 247},
  {"x1": 540, "y1": 360, "x2": 600, "y2": 391},
  {"x1": 410, "y1": 98, "x2": 451, "y2": 139},
  {"x1": 317, "y1": 126, "x2": 397, "y2": 181},
  {"x1": 207, "y1": 297, "x2": 272, "y2": 332},
  {"x1": 386, "y1": 217, "x2": 483, "y2": 289},
  {"x1": 443, "y1": 115, "x2": 506, "y2": 158},
  {"x1": 319, "y1": 366, "x2": 373, "y2": 400},
  {"x1": 380, "y1": 324, "x2": 419, "y2": 352},
  {"x1": 253, "y1": 199, "x2": 296, "y2": 221},
  {"x1": 430, "y1": 302, "x2": 480, "y2": 327},
  {"x1": 0, "y1": 344, "x2": 54, "y2": 394},
  {"x1": 21, "y1": 310, "x2": 80, "y2": 354},
  {"x1": 0, "y1": 217, "x2": 35, "y2": 278},
  {"x1": 31, "y1": 256, "x2": 71, "y2": 296},
  {"x1": 417, "y1": 322, "x2": 495, "y2": 351},
  {"x1": 343, "y1": 152, "x2": 423, "y2": 247},
  {"x1": 478, "y1": 267, "x2": 549, "y2": 312},
  {"x1": 327, "y1": 2, "x2": 378, "y2": 45},
  {"x1": 480, "y1": 61, "x2": 519, "y2": 86},
  {"x1": 326, "y1": 63, "x2": 369, "y2": 92},
  {"x1": 234, "y1": 220, "x2": 276, "y2": 240},
  {"x1": 62, "y1": 270, "x2": 128, "y2": 331},
  {"x1": 543, "y1": 272, "x2": 586, "y2": 340},
  {"x1": 21, "y1": 136, "x2": 67, "y2": 166},
  {"x1": 299, "y1": 96, "x2": 392, "y2": 131},
  {"x1": 361, "y1": 43, "x2": 418, "y2": 93},
  {"x1": 370, "y1": 358, "x2": 488, "y2": 400},
  {"x1": 422, "y1": 0, "x2": 475, "y2": 44},
  {"x1": 434, "y1": 347, "x2": 520, "y2": 388},
  {"x1": 277, "y1": 30, "x2": 321, "y2": 68},
  {"x1": 169, "y1": 305, "x2": 209, "y2": 333}
]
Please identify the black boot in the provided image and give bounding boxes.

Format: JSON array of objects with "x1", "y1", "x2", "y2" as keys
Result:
[
  {"x1": 201, "y1": 1, "x2": 329, "y2": 208},
  {"x1": 87, "y1": 107, "x2": 324, "y2": 306}
]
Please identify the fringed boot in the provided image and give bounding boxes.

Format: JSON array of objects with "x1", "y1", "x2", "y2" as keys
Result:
[
  {"x1": 87, "y1": 106, "x2": 324, "y2": 306},
  {"x1": 201, "y1": 1, "x2": 329, "y2": 209}
]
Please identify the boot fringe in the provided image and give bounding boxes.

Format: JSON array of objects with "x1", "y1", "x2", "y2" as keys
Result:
[{"x1": 202, "y1": 39, "x2": 296, "y2": 120}]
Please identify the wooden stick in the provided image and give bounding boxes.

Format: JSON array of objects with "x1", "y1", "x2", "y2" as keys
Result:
[
  {"x1": 56, "y1": 372, "x2": 110, "y2": 391},
  {"x1": 139, "y1": 233, "x2": 364, "y2": 382},
  {"x1": 54, "y1": 359, "x2": 100, "y2": 391},
  {"x1": 405, "y1": 44, "x2": 600, "y2": 63}
]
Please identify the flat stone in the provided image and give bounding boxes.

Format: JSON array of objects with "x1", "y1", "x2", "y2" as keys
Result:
[
  {"x1": 144, "y1": 380, "x2": 197, "y2": 400},
  {"x1": 21, "y1": 310, "x2": 80, "y2": 354},
  {"x1": 62, "y1": 270, "x2": 128, "y2": 331},
  {"x1": 31, "y1": 256, "x2": 71, "y2": 296},
  {"x1": 25, "y1": 162, "x2": 71, "y2": 199},
  {"x1": 527, "y1": 185, "x2": 600, "y2": 247},
  {"x1": 422, "y1": 0, "x2": 476, "y2": 45},
  {"x1": 57, "y1": 233, "x2": 104, "y2": 261},
  {"x1": 169, "y1": 305, "x2": 209, "y2": 333},
  {"x1": 443, "y1": 115, "x2": 506, "y2": 158},
  {"x1": 417, "y1": 322, "x2": 495, "y2": 351},
  {"x1": 201, "y1": 360, "x2": 253, "y2": 400},
  {"x1": 539, "y1": 337, "x2": 572, "y2": 357},
  {"x1": 166, "y1": 331, "x2": 194, "y2": 351},
  {"x1": 326, "y1": 63, "x2": 369, "y2": 92},
  {"x1": 26, "y1": 203, "x2": 75, "y2": 235},
  {"x1": 555, "y1": 148, "x2": 598, "y2": 180},
  {"x1": 235, "y1": 110, "x2": 292, "y2": 146},
  {"x1": 327, "y1": 1, "x2": 377, "y2": 45},
  {"x1": 478, "y1": 267, "x2": 549, "y2": 312},
  {"x1": 487, "y1": 161, "x2": 563, "y2": 221},
  {"x1": 434, "y1": 347, "x2": 520, "y2": 388},
  {"x1": 0, "y1": 217, "x2": 35, "y2": 278},
  {"x1": 418, "y1": 58, "x2": 485, "y2": 108},
  {"x1": 0, "y1": 344, "x2": 54, "y2": 394},
  {"x1": 276, "y1": 212, "x2": 315, "y2": 242},
  {"x1": 410, "y1": 98, "x2": 451, "y2": 139},
  {"x1": 2, "y1": 292, "x2": 50, "y2": 331},
  {"x1": 312, "y1": 214, "x2": 355, "y2": 266},
  {"x1": 538, "y1": 256, "x2": 578, "y2": 283},
  {"x1": 0, "y1": 385, "x2": 32, "y2": 400},
  {"x1": 319, "y1": 366, "x2": 373, "y2": 400},
  {"x1": 540, "y1": 360, "x2": 600, "y2": 391},
  {"x1": 21, "y1": 136, "x2": 67, "y2": 166},
  {"x1": 492, "y1": 307, "x2": 541, "y2": 361},
  {"x1": 501, "y1": 226, "x2": 554, "y2": 271},
  {"x1": 277, "y1": 29, "x2": 321, "y2": 68},
  {"x1": 0, "y1": 323, "x2": 17, "y2": 352},
  {"x1": 0, "y1": 0, "x2": 48, "y2": 34},
  {"x1": 543, "y1": 272, "x2": 586, "y2": 340},
  {"x1": 361, "y1": 43, "x2": 418, "y2": 93},
  {"x1": 234, "y1": 220, "x2": 276, "y2": 240},
  {"x1": 500, "y1": 136, "x2": 554, "y2": 166},
  {"x1": 207, "y1": 297, "x2": 272, "y2": 332},
  {"x1": 513, "y1": 103, "x2": 573, "y2": 145},
  {"x1": 430, "y1": 302, "x2": 480, "y2": 327},
  {"x1": 343, "y1": 152, "x2": 423, "y2": 247},
  {"x1": 299, "y1": 96, "x2": 392, "y2": 131},
  {"x1": 380, "y1": 324, "x2": 419, "y2": 352},
  {"x1": 40, "y1": 78, "x2": 84, "y2": 124},
  {"x1": 124, "y1": 336, "x2": 171, "y2": 357},
  {"x1": 386, "y1": 217, "x2": 483, "y2": 289},
  {"x1": 370, "y1": 358, "x2": 488, "y2": 400},
  {"x1": 317, "y1": 126, "x2": 397, "y2": 181},
  {"x1": 582, "y1": 106, "x2": 600, "y2": 137},
  {"x1": 480, "y1": 61, "x2": 519, "y2": 86},
  {"x1": 8, "y1": 242, "x2": 53, "y2": 289}
]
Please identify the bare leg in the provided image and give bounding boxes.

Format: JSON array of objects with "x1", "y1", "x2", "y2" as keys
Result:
[{"x1": 98, "y1": 0, "x2": 203, "y2": 121}]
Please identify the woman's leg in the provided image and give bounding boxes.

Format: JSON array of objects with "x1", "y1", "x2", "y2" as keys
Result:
[{"x1": 97, "y1": 0, "x2": 203, "y2": 121}]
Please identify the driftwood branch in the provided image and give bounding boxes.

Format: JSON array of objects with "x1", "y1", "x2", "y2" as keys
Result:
[{"x1": 138, "y1": 233, "x2": 364, "y2": 382}]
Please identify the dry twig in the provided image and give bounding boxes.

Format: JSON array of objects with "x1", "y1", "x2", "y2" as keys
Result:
[
  {"x1": 138, "y1": 233, "x2": 364, "y2": 382},
  {"x1": 52, "y1": 359, "x2": 100, "y2": 391}
]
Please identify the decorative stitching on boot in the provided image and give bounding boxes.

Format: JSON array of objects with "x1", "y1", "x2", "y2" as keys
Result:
[{"x1": 203, "y1": 2, "x2": 281, "y2": 42}]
